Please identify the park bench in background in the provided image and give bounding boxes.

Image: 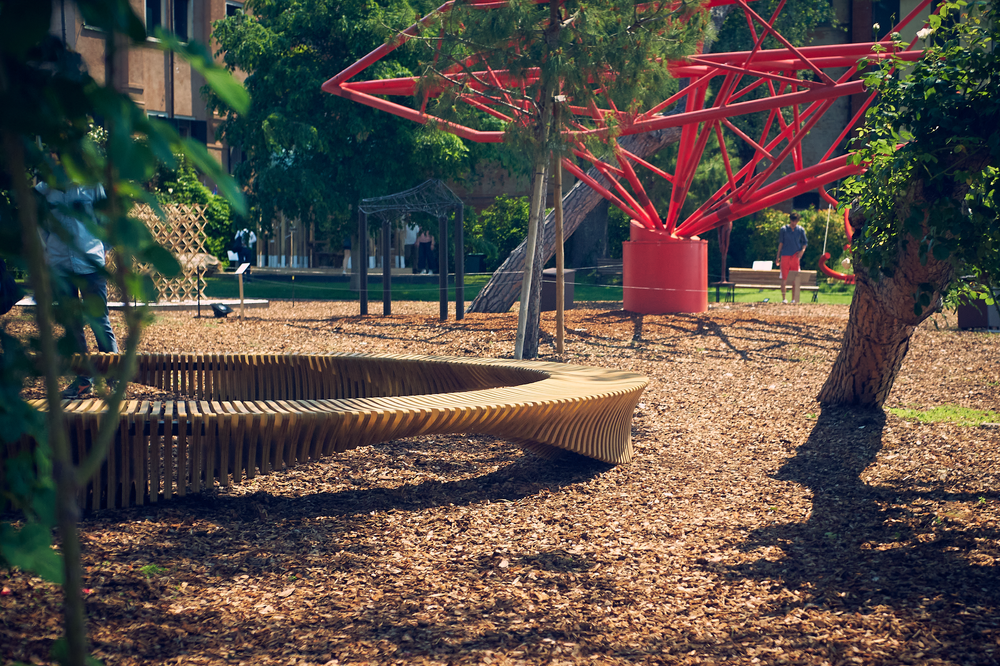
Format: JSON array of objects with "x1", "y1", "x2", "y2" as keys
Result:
[
  {"x1": 6, "y1": 353, "x2": 648, "y2": 511},
  {"x1": 728, "y1": 267, "x2": 819, "y2": 302},
  {"x1": 596, "y1": 257, "x2": 623, "y2": 277}
]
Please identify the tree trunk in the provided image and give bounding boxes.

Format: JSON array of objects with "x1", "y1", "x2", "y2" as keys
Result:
[
  {"x1": 515, "y1": 158, "x2": 549, "y2": 358},
  {"x1": 468, "y1": 127, "x2": 682, "y2": 313},
  {"x1": 818, "y1": 209, "x2": 955, "y2": 407},
  {"x1": 522, "y1": 165, "x2": 548, "y2": 359}
]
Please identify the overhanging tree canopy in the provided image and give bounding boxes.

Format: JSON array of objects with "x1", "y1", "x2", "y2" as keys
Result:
[
  {"x1": 819, "y1": 0, "x2": 1000, "y2": 407},
  {"x1": 208, "y1": 0, "x2": 471, "y2": 241}
]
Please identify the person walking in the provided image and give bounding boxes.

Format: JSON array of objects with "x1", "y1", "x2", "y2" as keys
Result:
[
  {"x1": 36, "y1": 181, "x2": 119, "y2": 398},
  {"x1": 776, "y1": 212, "x2": 808, "y2": 304},
  {"x1": 416, "y1": 228, "x2": 435, "y2": 275},
  {"x1": 234, "y1": 228, "x2": 256, "y2": 265}
]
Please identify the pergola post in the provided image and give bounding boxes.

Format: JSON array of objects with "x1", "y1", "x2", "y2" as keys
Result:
[
  {"x1": 358, "y1": 181, "x2": 465, "y2": 321},
  {"x1": 438, "y1": 213, "x2": 448, "y2": 322},
  {"x1": 454, "y1": 204, "x2": 464, "y2": 320},
  {"x1": 382, "y1": 216, "x2": 391, "y2": 315},
  {"x1": 359, "y1": 208, "x2": 368, "y2": 316}
]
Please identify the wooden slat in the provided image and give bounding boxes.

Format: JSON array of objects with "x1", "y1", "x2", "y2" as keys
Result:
[
  {"x1": 144, "y1": 402, "x2": 160, "y2": 502},
  {"x1": 162, "y1": 401, "x2": 174, "y2": 500},
  {"x1": 176, "y1": 401, "x2": 188, "y2": 497}
]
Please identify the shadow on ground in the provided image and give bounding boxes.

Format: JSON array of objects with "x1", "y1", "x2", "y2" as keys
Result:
[{"x1": 727, "y1": 406, "x2": 1000, "y2": 660}]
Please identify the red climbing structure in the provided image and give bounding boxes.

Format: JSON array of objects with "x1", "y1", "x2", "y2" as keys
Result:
[{"x1": 323, "y1": 0, "x2": 936, "y2": 311}]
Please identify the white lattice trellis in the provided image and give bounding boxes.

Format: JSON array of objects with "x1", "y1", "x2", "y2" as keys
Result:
[{"x1": 110, "y1": 203, "x2": 210, "y2": 303}]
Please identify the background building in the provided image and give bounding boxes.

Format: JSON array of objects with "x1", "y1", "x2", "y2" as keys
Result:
[{"x1": 50, "y1": 0, "x2": 244, "y2": 174}]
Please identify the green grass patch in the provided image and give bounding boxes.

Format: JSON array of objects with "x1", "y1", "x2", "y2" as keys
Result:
[
  {"x1": 203, "y1": 274, "x2": 493, "y2": 302},
  {"x1": 203, "y1": 272, "x2": 628, "y2": 303},
  {"x1": 888, "y1": 405, "x2": 1000, "y2": 427},
  {"x1": 722, "y1": 283, "x2": 855, "y2": 305},
  {"x1": 139, "y1": 564, "x2": 167, "y2": 578},
  {"x1": 196, "y1": 271, "x2": 856, "y2": 305}
]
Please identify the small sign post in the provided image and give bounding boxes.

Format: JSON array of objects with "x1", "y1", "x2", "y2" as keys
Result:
[{"x1": 236, "y1": 263, "x2": 250, "y2": 319}]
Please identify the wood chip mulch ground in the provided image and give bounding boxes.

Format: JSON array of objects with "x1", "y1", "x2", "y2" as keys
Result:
[{"x1": 2, "y1": 300, "x2": 999, "y2": 666}]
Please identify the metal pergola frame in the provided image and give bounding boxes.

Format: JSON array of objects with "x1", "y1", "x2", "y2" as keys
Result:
[{"x1": 358, "y1": 180, "x2": 465, "y2": 320}]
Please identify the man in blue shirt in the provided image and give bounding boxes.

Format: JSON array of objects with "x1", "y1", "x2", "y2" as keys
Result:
[{"x1": 775, "y1": 212, "x2": 808, "y2": 304}]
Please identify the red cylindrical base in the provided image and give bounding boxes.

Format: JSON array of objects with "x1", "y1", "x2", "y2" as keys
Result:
[{"x1": 623, "y1": 235, "x2": 708, "y2": 314}]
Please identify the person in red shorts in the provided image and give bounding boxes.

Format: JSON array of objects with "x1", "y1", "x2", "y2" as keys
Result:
[{"x1": 775, "y1": 212, "x2": 807, "y2": 304}]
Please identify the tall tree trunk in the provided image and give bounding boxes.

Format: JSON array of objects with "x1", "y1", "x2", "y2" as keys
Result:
[
  {"x1": 515, "y1": 158, "x2": 549, "y2": 358},
  {"x1": 469, "y1": 127, "x2": 681, "y2": 313},
  {"x1": 522, "y1": 163, "x2": 548, "y2": 359},
  {"x1": 818, "y1": 207, "x2": 956, "y2": 407}
]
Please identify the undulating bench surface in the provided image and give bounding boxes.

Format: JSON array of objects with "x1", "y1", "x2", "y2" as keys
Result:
[{"x1": 7, "y1": 353, "x2": 648, "y2": 511}]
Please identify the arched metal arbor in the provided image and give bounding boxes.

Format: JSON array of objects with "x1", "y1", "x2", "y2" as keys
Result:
[
  {"x1": 359, "y1": 179, "x2": 465, "y2": 320},
  {"x1": 324, "y1": 0, "x2": 936, "y2": 301}
]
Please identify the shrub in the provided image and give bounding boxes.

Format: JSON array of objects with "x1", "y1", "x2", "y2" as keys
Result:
[
  {"x1": 153, "y1": 155, "x2": 235, "y2": 260},
  {"x1": 467, "y1": 195, "x2": 530, "y2": 272}
]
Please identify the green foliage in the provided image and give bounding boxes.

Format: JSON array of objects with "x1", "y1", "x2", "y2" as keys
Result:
[
  {"x1": 139, "y1": 563, "x2": 168, "y2": 578},
  {"x1": 153, "y1": 155, "x2": 235, "y2": 259},
  {"x1": 714, "y1": 0, "x2": 839, "y2": 53},
  {"x1": 419, "y1": 0, "x2": 709, "y2": 160},
  {"x1": 843, "y1": 0, "x2": 1000, "y2": 314},
  {"x1": 0, "y1": 1, "x2": 246, "y2": 663},
  {"x1": 608, "y1": 205, "x2": 630, "y2": 259},
  {"x1": 740, "y1": 207, "x2": 785, "y2": 265},
  {"x1": 208, "y1": 0, "x2": 470, "y2": 245},
  {"x1": 888, "y1": 405, "x2": 1000, "y2": 427},
  {"x1": 467, "y1": 195, "x2": 530, "y2": 270}
]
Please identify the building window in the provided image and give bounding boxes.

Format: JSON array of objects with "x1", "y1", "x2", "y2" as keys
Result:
[
  {"x1": 226, "y1": 1, "x2": 243, "y2": 17},
  {"x1": 146, "y1": 0, "x2": 164, "y2": 36},
  {"x1": 174, "y1": 0, "x2": 192, "y2": 42},
  {"x1": 146, "y1": 0, "x2": 192, "y2": 40},
  {"x1": 872, "y1": 0, "x2": 899, "y2": 39},
  {"x1": 149, "y1": 113, "x2": 207, "y2": 145}
]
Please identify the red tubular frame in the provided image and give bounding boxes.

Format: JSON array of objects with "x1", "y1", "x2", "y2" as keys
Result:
[{"x1": 322, "y1": 0, "x2": 936, "y2": 266}]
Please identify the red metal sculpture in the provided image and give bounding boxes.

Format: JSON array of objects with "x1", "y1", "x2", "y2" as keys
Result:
[{"x1": 323, "y1": 0, "x2": 934, "y2": 311}]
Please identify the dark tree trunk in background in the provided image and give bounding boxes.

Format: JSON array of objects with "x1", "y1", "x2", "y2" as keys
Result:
[{"x1": 469, "y1": 127, "x2": 682, "y2": 313}]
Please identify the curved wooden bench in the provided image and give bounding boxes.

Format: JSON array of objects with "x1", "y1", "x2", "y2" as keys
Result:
[{"x1": 11, "y1": 353, "x2": 648, "y2": 510}]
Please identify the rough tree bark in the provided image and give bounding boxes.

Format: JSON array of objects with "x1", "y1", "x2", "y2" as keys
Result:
[
  {"x1": 522, "y1": 165, "x2": 548, "y2": 358},
  {"x1": 817, "y1": 176, "x2": 979, "y2": 407},
  {"x1": 468, "y1": 127, "x2": 682, "y2": 313}
]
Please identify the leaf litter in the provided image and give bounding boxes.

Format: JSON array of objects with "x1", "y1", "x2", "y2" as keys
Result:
[{"x1": 2, "y1": 300, "x2": 999, "y2": 665}]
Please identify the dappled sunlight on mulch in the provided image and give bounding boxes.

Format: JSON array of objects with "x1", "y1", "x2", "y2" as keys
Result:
[{"x1": 2, "y1": 300, "x2": 999, "y2": 665}]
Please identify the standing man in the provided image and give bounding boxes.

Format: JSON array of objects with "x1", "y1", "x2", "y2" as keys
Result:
[
  {"x1": 776, "y1": 212, "x2": 807, "y2": 304},
  {"x1": 36, "y1": 181, "x2": 119, "y2": 398},
  {"x1": 341, "y1": 234, "x2": 351, "y2": 275}
]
